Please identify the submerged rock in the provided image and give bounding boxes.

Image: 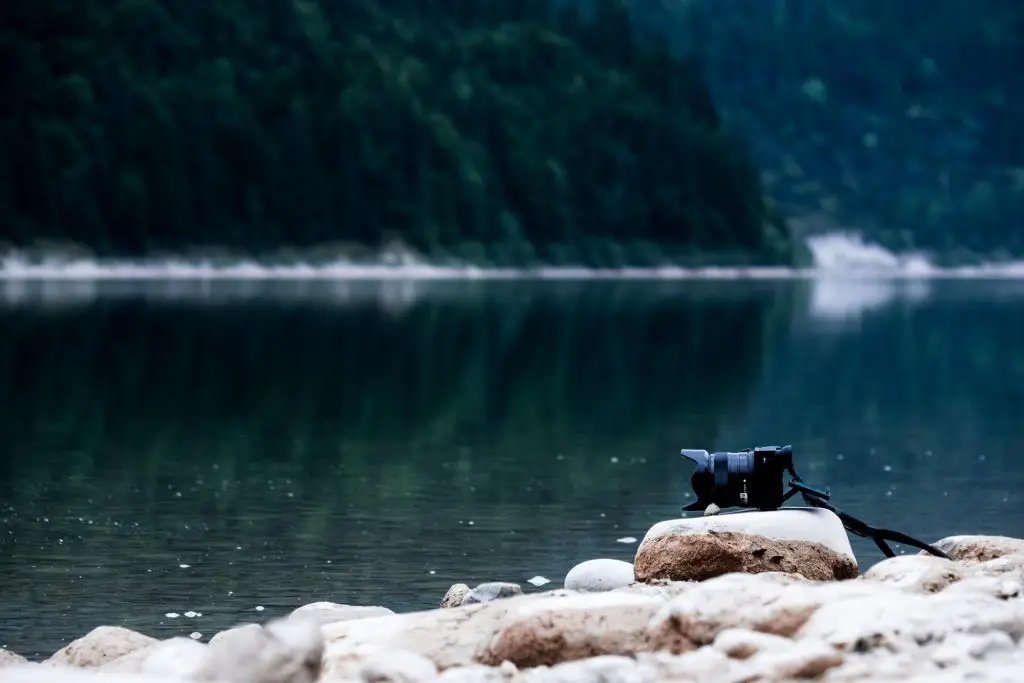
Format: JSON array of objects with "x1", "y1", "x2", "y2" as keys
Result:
[
  {"x1": 634, "y1": 508, "x2": 858, "y2": 583},
  {"x1": 563, "y1": 559, "x2": 635, "y2": 593}
]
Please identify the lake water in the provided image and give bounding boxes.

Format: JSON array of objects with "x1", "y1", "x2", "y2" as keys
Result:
[{"x1": 2, "y1": 276, "x2": 1024, "y2": 659}]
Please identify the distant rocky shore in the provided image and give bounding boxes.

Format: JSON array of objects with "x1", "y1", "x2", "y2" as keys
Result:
[{"x1": 2, "y1": 509, "x2": 1022, "y2": 683}]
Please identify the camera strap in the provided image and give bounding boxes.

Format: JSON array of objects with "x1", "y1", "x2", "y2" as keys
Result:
[{"x1": 786, "y1": 471, "x2": 951, "y2": 560}]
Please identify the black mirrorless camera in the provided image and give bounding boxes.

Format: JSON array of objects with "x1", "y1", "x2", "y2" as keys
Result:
[{"x1": 677, "y1": 443, "x2": 950, "y2": 560}]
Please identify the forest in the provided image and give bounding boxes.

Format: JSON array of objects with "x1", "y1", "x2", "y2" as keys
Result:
[
  {"x1": 0, "y1": 0, "x2": 796, "y2": 267},
  {"x1": 646, "y1": 0, "x2": 1024, "y2": 260}
]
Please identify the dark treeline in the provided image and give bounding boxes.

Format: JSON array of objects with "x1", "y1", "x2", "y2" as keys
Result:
[
  {"x1": 0, "y1": 0, "x2": 795, "y2": 266},
  {"x1": 639, "y1": 1, "x2": 1024, "y2": 260}
]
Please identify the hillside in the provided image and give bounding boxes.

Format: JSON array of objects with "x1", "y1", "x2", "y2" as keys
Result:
[
  {"x1": 641, "y1": 0, "x2": 1024, "y2": 261},
  {"x1": 0, "y1": 0, "x2": 796, "y2": 267}
]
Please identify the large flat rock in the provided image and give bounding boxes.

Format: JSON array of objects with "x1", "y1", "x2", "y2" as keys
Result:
[{"x1": 635, "y1": 508, "x2": 858, "y2": 582}]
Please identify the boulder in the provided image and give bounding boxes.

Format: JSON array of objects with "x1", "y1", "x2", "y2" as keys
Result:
[
  {"x1": 0, "y1": 651, "x2": 26, "y2": 669},
  {"x1": 462, "y1": 582, "x2": 522, "y2": 606},
  {"x1": 926, "y1": 535, "x2": 1024, "y2": 564},
  {"x1": 321, "y1": 589, "x2": 665, "y2": 672},
  {"x1": 940, "y1": 576, "x2": 1023, "y2": 600},
  {"x1": 477, "y1": 592, "x2": 664, "y2": 668},
  {"x1": 287, "y1": 602, "x2": 394, "y2": 627},
  {"x1": 862, "y1": 555, "x2": 964, "y2": 592},
  {"x1": 209, "y1": 624, "x2": 264, "y2": 647},
  {"x1": 563, "y1": 559, "x2": 635, "y2": 593},
  {"x1": 441, "y1": 584, "x2": 470, "y2": 609},
  {"x1": 795, "y1": 589, "x2": 1024, "y2": 653},
  {"x1": 191, "y1": 617, "x2": 323, "y2": 683},
  {"x1": 634, "y1": 507, "x2": 851, "y2": 581},
  {"x1": 100, "y1": 637, "x2": 207, "y2": 677},
  {"x1": 634, "y1": 508, "x2": 858, "y2": 583},
  {"x1": 645, "y1": 571, "x2": 843, "y2": 652},
  {"x1": 965, "y1": 553, "x2": 1024, "y2": 579},
  {"x1": 44, "y1": 626, "x2": 157, "y2": 668}
]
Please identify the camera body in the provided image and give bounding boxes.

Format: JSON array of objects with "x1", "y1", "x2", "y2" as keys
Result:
[{"x1": 680, "y1": 445, "x2": 793, "y2": 511}]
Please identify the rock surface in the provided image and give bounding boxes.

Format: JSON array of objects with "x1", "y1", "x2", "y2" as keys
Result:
[
  {"x1": 634, "y1": 508, "x2": 858, "y2": 583},
  {"x1": 7, "y1": 532, "x2": 1024, "y2": 683},
  {"x1": 563, "y1": 559, "x2": 635, "y2": 593},
  {"x1": 927, "y1": 535, "x2": 1024, "y2": 564},
  {"x1": 441, "y1": 584, "x2": 470, "y2": 609},
  {"x1": 0, "y1": 650, "x2": 26, "y2": 668},
  {"x1": 635, "y1": 530, "x2": 858, "y2": 582},
  {"x1": 288, "y1": 602, "x2": 395, "y2": 627},
  {"x1": 45, "y1": 626, "x2": 157, "y2": 668},
  {"x1": 862, "y1": 554, "x2": 964, "y2": 592},
  {"x1": 462, "y1": 582, "x2": 522, "y2": 606}
]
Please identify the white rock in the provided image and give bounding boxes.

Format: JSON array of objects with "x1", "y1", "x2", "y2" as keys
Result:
[
  {"x1": 639, "y1": 507, "x2": 855, "y2": 563},
  {"x1": 0, "y1": 666, "x2": 210, "y2": 683},
  {"x1": 208, "y1": 624, "x2": 264, "y2": 648},
  {"x1": 355, "y1": 649, "x2": 438, "y2": 683},
  {"x1": 101, "y1": 637, "x2": 207, "y2": 677},
  {"x1": 45, "y1": 626, "x2": 157, "y2": 668},
  {"x1": 930, "y1": 535, "x2": 1024, "y2": 564},
  {"x1": 287, "y1": 602, "x2": 394, "y2": 627},
  {"x1": 863, "y1": 554, "x2": 964, "y2": 592},
  {"x1": 192, "y1": 617, "x2": 323, "y2": 683},
  {"x1": 930, "y1": 631, "x2": 1017, "y2": 668},
  {"x1": 966, "y1": 554, "x2": 1024, "y2": 578},
  {"x1": 745, "y1": 637, "x2": 842, "y2": 679},
  {"x1": 796, "y1": 589, "x2": 1024, "y2": 652},
  {"x1": 646, "y1": 571, "x2": 860, "y2": 648},
  {"x1": 432, "y1": 665, "x2": 505, "y2": 683},
  {"x1": 941, "y1": 576, "x2": 1023, "y2": 600},
  {"x1": 563, "y1": 559, "x2": 635, "y2": 593},
  {"x1": 0, "y1": 651, "x2": 26, "y2": 669},
  {"x1": 711, "y1": 628, "x2": 794, "y2": 659}
]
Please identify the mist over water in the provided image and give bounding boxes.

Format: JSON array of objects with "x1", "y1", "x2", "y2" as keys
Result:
[{"x1": 5, "y1": 232, "x2": 1024, "y2": 283}]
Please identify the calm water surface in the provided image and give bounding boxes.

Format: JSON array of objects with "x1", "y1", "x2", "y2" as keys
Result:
[{"x1": 1, "y1": 277, "x2": 1023, "y2": 658}]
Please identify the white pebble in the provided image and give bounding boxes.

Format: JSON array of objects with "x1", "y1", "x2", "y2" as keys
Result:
[
  {"x1": 255, "y1": 606, "x2": 265, "y2": 612},
  {"x1": 527, "y1": 576, "x2": 550, "y2": 586},
  {"x1": 189, "y1": 632, "x2": 202, "y2": 640},
  {"x1": 165, "y1": 612, "x2": 180, "y2": 619},
  {"x1": 616, "y1": 537, "x2": 638, "y2": 544}
]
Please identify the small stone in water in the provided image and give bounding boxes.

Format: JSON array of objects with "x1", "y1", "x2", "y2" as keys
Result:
[
  {"x1": 527, "y1": 575, "x2": 550, "y2": 586},
  {"x1": 184, "y1": 611, "x2": 199, "y2": 618},
  {"x1": 189, "y1": 632, "x2": 202, "y2": 640},
  {"x1": 255, "y1": 606, "x2": 265, "y2": 612},
  {"x1": 616, "y1": 537, "x2": 638, "y2": 544},
  {"x1": 165, "y1": 612, "x2": 180, "y2": 619},
  {"x1": 179, "y1": 564, "x2": 190, "y2": 569}
]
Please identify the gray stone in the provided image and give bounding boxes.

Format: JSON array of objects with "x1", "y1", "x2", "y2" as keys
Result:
[
  {"x1": 462, "y1": 582, "x2": 522, "y2": 606},
  {"x1": 441, "y1": 584, "x2": 470, "y2": 609},
  {"x1": 564, "y1": 559, "x2": 634, "y2": 593}
]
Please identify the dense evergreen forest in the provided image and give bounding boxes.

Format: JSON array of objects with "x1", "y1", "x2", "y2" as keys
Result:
[
  {"x1": 0, "y1": 0, "x2": 796, "y2": 267},
  {"x1": 644, "y1": 0, "x2": 1024, "y2": 260}
]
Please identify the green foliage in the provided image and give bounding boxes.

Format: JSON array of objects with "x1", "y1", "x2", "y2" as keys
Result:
[
  {"x1": 0, "y1": 0, "x2": 794, "y2": 266},
  {"x1": 635, "y1": 0, "x2": 1024, "y2": 258}
]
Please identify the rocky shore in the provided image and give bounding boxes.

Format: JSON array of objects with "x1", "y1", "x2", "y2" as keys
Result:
[{"x1": 2, "y1": 510, "x2": 1023, "y2": 683}]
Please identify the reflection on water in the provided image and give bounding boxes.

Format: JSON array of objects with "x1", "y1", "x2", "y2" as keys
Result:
[{"x1": 1, "y1": 278, "x2": 1023, "y2": 658}]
